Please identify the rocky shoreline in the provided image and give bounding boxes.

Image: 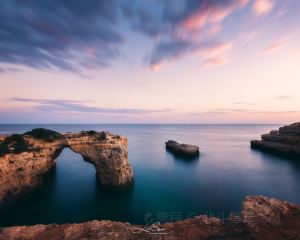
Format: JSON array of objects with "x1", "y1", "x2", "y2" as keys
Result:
[
  {"x1": 0, "y1": 129, "x2": 133, "y2": 209},
  {"x1": 251, "y1": 122, "x2": 300, "y2": 157},
  {"x1": 0, "y1": 195, "x2": 299, "y2": 240}
]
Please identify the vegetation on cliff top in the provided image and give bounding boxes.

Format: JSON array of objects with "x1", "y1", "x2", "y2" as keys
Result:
[
  {"x1": 24, "y1": 128, "x2": 64, "y2": 142},
  {"x1": 0, "y1": 128, "x2": 64, "y2": 157},
  {"x1": 0, "y1": 134, "x2": 30, "y2": 157}
]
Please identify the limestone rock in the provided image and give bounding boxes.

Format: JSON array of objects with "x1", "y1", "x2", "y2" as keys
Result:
[
  {"x1": 65, "y1": 131, "x2": 133, "y2": 190},
  {"x1": 166, "y1": 140, "x2": 199, "y2": 158},
  {"x1": 242, "y1": 195, "x2": 300, "y2": 240},
  {"x1": 251, "y1": 122, "x2": 300, "y2": 157},
  {"x1": 1, "y1": 195, "x2": 300, "y2": 240},
  {"x1": 0, "y1": 128, "x2": 133, "y2": 209}
]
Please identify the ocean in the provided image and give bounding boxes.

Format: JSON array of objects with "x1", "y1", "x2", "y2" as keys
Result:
[{"x1": 1, "y1": 124, "x2": 300, "y2": 226}]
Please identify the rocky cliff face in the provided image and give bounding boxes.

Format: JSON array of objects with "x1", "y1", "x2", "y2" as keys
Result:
[
  {"x1": 0, "y1": 129, "x2": 133, "y2": 209},
  {"x1": 0, "y1": 130, "x2": 66, "y2": 208},
  {"x1": 0, "y1": 195, "x2": 299, "y2": 240},
  {"x1": 251, "y1": 122, "x2": 300, "y2": 157}
]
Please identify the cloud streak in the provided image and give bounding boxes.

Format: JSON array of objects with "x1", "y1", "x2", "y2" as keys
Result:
[
  {"x1": 123, "y1": 0, "x2": 248, "y2": 70},
  {"x1": 0, "y1": 0, "x2": 123, "y2": 73},
  {"x1": 264, "y1": 38, "x2": 288, "y2": 53},
  {"x1": 11, "y1": 98, "x2": 171, "y2": 115},
  {"x1": 275, "y1": 95, "x2": 292, "y2": 101}
]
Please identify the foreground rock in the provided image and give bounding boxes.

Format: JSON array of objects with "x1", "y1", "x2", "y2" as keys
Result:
[
  {"x1": 0, "y1": 129, "x2": 133, "y2": 209},
  {"x1": 166, "y1": 140, "x2": 199, "y2": 158},
  {"x1": 1, "y1": 195, "x2": 299, "y2": 240},
  {"x1": 251, "y1": 122, "x2": 300, "y2": 157}
]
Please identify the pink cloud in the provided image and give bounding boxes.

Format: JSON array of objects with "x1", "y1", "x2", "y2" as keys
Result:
[
  {"x1": 207, "y1": 24, "x2": 222, "y2": 37},
  {"x1": 264, "y1": 38, "x2": 288, "y2": 53},
  {"x1": 252, "y1": 0, "x2": 274, "y2": 16},
  {"x1": 202, "y1": 57, "x2": 229, "y2": 68},
  {"x1": 198, "y1": 42, "x2": 232, "y2": 58},
  {"x1": 184, "y1": 0, "x2": 249, "y2": 30}
]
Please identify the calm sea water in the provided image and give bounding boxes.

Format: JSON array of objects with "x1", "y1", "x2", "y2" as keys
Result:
[{"x1": 1, "y1": 124, "x2": 300, "y2": 227}]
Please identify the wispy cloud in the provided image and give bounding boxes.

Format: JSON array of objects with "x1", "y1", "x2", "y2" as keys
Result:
[
  {"x1": 252, "y1": 0, "x2": 274, "y2": 16},
  {"x1": 275, "y1": 95, "x2": 292, "y2": 101},
  {"x1": 11, "y1": 98, "x2": 171, "y2": 115},
  {"x1": 195, "y1": 108, "x2": 300, "y2": 115},
  {"x1": 264, "y1": 38, "x2": 288, "y2": 53},
  {"x1": 202, "y1": 56, "x2": 229, "y2": 68},
  {"x1": 232, "y1": 102, "x2": 258, "y2": 106}
]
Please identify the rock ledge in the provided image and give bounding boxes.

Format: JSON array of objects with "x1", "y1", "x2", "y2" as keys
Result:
[{"x1": 251, "y1": 122, "x2": 300, "y2": 157}]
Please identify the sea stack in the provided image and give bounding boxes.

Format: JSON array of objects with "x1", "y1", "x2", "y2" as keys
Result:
[
  {"x1": 0, "y1": 128, "x2": 134, "y2": 209},
  {"x1": 251, "y1": 122, "x2": 300, "y2": 157},
  {"x1": 165, "y1": 140, "x2": 199, "y2": 158}
]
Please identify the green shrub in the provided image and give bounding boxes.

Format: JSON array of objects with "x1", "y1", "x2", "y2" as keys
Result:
[
  {"x1": 24, "y1": 128, "x2": 64, "y2": 142},
  {"x1": 0, "y1": 134, "x2": 29, "y2": 157}
]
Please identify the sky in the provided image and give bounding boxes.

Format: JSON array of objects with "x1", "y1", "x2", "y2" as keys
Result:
[{"x1": 0, "y1": 0, "x2": 300, "y2": 124}]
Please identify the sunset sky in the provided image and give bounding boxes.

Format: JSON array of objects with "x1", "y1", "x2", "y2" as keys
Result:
[{"x1": 0, "y1": 0, "x2": 299, "y2": 123}]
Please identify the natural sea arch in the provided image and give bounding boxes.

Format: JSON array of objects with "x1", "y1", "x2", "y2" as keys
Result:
[{"x1": 0, "y1": 147, "x2": 134, "y2": 226}]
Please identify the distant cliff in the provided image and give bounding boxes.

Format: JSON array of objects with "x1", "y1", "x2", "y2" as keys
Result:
[{"x1": 251, "y1": 122, "x2": 300, "y2": 157}]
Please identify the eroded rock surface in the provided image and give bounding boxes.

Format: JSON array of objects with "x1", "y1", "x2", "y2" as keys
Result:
[
  {"x1": 242, "y1": 195, "x2": 300, "y2": 240},
  {"x1": 0, "y1": 129, "x2": 66, "y2": 208},
  {"x1": 166, "y1": 140, "x2": 199, "y2": 158},
  {"x1": 251, "y1": 122, "x2": 300, "y2": 157},
  {"x1": 0, "y1": 129, "x2": 133, "y2": 209},
  {"x1": 0, "y1": 195, "x2": 299, "y2": 240},
  {"x1": 66, "y1": 131, "x2": 133, "y2": 190}
]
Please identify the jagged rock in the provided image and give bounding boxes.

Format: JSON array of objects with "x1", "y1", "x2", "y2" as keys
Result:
[
  {"x1": 166, "y1": 140, "x2": 199, "y2": 158},
  {"x1": 0, "y1": 128, "x2": 133, "y2": 209},
  {"x1": 0, "y1": 195, "x2": 299, "y2": 240},
  {"x1": 242, "y1": 195, "x2": 300, "y2": 240},
  {"x1": 250, "y1": 122, "x2": 300, "y2": 157}
]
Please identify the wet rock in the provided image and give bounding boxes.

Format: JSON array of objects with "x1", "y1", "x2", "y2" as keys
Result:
[
  {"x1": 166, "y1": 140, "x2": 199, "y2": 158},
  {"x1": 251, "y1": 122, "x2": 300, "y2": 157}
]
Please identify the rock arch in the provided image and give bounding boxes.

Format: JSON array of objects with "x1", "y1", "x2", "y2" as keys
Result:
[{"x1": 0, "y1": 129, "x2": 133, "y2": 209}]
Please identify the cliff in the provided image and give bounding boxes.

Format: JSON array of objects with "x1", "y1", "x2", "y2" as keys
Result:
[
  {"x1": 0, "y1": 195, "x2": 299, "y2": 240},
  {"x1": 0, "y1": 129, "x2": 133, "y2": 209},
  {"x1": 251, "y1": 122, "x2": 300, "y2": 157}
]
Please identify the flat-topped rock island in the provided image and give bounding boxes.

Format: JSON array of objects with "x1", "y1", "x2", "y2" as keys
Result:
[
  {"x1": 251, "y1": 122, "x2": 300, "y2": 157},
  {"x1": 0, "y1": 128, "x2": 133, "y2": 209},
  {"x1": 166, "y1": 140, "x2": 199, "y2": 158}
]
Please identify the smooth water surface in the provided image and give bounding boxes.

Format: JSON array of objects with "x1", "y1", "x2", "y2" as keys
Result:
[{"x1": 1, "y1": 124, "x2": 300, "y2": 226}]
